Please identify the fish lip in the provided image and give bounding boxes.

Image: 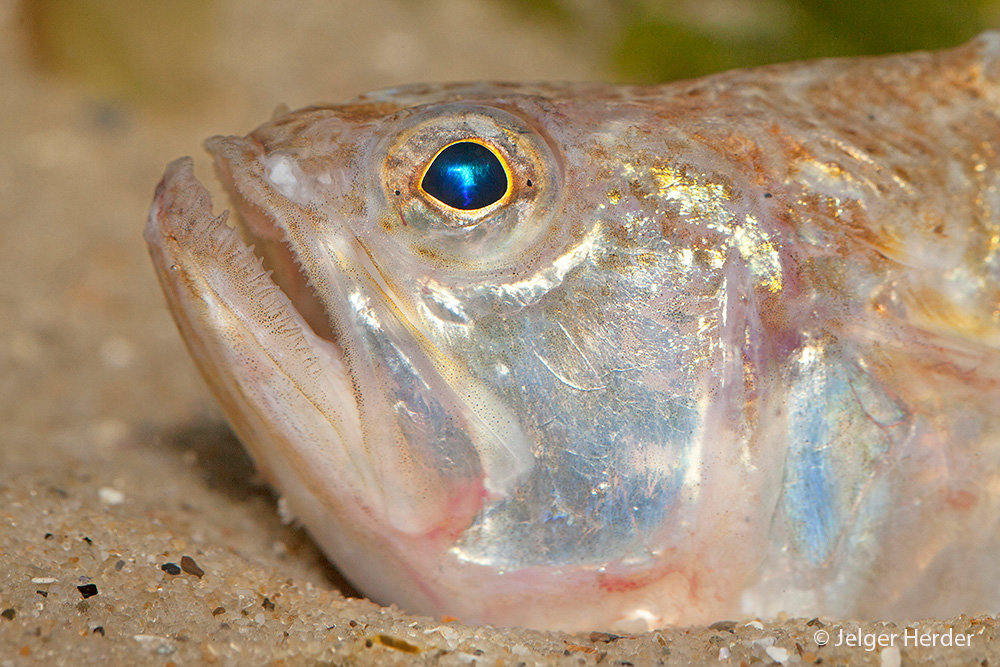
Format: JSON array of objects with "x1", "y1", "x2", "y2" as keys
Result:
[
  {"x1": 203, "y1": 134, "x2": 345, "y2": 345},
  {"x1": 199, "y1": 135, "x2": 526, "y2": 505},
  {"x1": 145, "y1": 156, "x2": 392, "y2": 522},
  {"x1": 144, "y1": 155, "x2": 341, "y2": 371},
  {"x1": 146, "y1": 156, "x2": 421, "y2": 600},
  {"x1": 203, "y1": 133, "x2": 428, "y2": 359}
]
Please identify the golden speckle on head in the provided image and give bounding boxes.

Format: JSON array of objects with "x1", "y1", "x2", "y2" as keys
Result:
[
  {"x1": 733, "y1": 214, "x2": 783, "y2": 293},
  {"x1": 650, "y1": 165, "x2": 781, "y2": 293}
]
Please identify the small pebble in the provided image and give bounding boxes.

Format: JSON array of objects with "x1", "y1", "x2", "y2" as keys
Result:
[
  {"x1": 372, "y1": 634, "x2": 420, "y2": 653},
  {"x1": 98, "y1": 487, "x2": 125, "y2": 506},
  {"x1": 426, "y1": 625, "x2": 459, "y2": 642},
  {"x1": 77, "y1": 584, "x2": 99, "y2": 599},
  {"x1": 1, "y1": 609, "x2": 15, "y2": 621},
  {"x1": 31, "y1": 577, "x2": 57, "y2": 585},
  {"x1": 180, "y1": 555, "x2": 204, "y2": 578},
  {"x1": 765, "y1": 645, "x2": 789, "y2": 663},
  {"x1": 161, "y1": 563, "x2": 182, "y2": 576},
  {"x1": 709, "y1": 620, "x2": 737, "y2": 632}
]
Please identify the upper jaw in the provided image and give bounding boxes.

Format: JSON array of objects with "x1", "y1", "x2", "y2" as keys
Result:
[
  {"x1": 206, "y1": 135, "x2": 341, "y2": 343},
  {"x1": 145, "y1": 151, "x2": 490, "y2": 574},
  {"x1": 145, "y1": 122, "x2": 752, "y2": 631},
  {"x1": 207, "y1": 131, "x2": 538, "y2": 504},
  {"x1": 145, "y1": 155, "x2": 450, "y2": 610}
]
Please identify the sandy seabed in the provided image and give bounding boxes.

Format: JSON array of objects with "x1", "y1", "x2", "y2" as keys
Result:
[{"x1": 1, "y1": 1, "x2": 998, "y2": 664}]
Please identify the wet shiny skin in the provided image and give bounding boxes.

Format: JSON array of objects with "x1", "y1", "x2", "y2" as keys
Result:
[{"x1": 147, "y1": 34, "x2": 1000, "y2": 630}]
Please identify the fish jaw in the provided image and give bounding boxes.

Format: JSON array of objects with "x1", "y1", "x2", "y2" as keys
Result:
[
  {"x1": 143, "y1": 156, "x2": 754, "y2": 632},
  {"x1": 144, "y1": 157, "x2": 495, "y2": 615}
]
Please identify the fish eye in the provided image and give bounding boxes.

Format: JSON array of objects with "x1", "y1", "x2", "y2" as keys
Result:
[{"x1": 420, "y1": 140, "x2": 510, "y2": 211}]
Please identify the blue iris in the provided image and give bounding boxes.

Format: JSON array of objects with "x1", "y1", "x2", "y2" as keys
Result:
[{"x1": 421, "y1": 141, "x2": 508, "y2": 210}]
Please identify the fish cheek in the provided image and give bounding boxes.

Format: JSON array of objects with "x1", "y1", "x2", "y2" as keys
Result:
[{"x1": 385, "y1": 197, "x2": 545, "y2": 274}]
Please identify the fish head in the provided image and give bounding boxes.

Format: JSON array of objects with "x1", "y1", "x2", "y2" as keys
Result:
[{"x1": 148, "y1": 84, "x2": 790, "y2": 630}]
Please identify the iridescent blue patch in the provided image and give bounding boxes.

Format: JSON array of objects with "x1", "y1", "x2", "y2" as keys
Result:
[{"x1": 421, "y1": 141, "x2": 508, "y2": 210}]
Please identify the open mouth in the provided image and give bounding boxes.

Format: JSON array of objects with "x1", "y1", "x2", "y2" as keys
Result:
[
  {"x1": 200, "y1": 133, "x2": 421, "y2": 357},
  {"x1": 207, "y1": 144, "x2": 340, "y2": 346},
  {"x1": 143, "y1": 152, "x2": 507, "y2": 511},
  {"x1": 144, "y1": 154, "x2": 383, "y2": 511},
  {"x1": 144, "y1": 155, "x2": 349, "y2": 390},
  {"x1": 145, "y1": 150, "x2": 539, "y2": 616}
]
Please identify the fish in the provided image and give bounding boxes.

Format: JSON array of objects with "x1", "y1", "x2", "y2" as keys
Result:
[{"x1": 145, "y1": 33, "x2": 1000, "y2": 632}]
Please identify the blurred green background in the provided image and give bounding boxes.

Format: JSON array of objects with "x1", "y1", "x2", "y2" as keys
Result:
[
  {"x1": 515, "y1": 0, "x2": 998, "y2": 82},
  {"x1": 19, "y1": 0, "x2": 1000, "y2": 107},
  {"x1": 616, "y1": 0, "x2": 997, "y2": 82}
]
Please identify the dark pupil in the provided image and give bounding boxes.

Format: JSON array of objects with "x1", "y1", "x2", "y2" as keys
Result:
[{"x1": 421, "y1": 142, "x2": 508, "y2": 210}]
